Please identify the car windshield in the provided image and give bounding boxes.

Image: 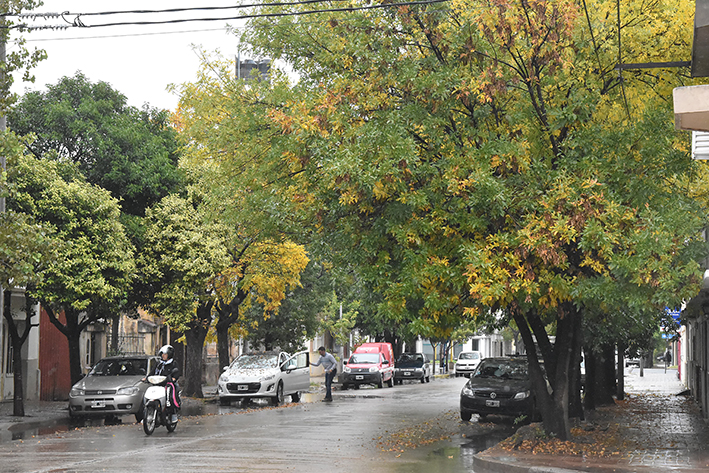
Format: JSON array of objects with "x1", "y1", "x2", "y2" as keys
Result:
[
  {"x1": 349, "y1": 353, "x2": 380, "y2": 364},
  {"x1": 459, "y1": 352, "x2": 480, "y2": 360},
  {"x1": 473, "y1": 359, "x2": 528, "y2": 380},
  {"x1": 231, "y1": 354, "x2": 279, "y2": 370},
  {"x1": 89, "y1": 359, "x2": 148, "y2": 376},
  {"x1": 397, "y1": 354, "x2": 424, "y2": 367}
]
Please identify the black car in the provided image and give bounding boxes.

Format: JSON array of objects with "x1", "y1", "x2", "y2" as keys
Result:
[
  {"x1": 393, "y1": 353, "x2": 431, "y2": 384},
  {"x1": 459, "y1": 357, "x2": 536, "y2": 422}
]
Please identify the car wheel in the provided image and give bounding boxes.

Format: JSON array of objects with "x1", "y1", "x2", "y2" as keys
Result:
[
  {"x1": 270, "y1": 383, "x2": 284, "y2": 405},
  {"x1": 291, "y1": 391, "x2": 301, "y2": 402},
  {"x1": 143, "y1": 406, "x2": 157, "y2": 435},
  {"x1": 219, "y1": 397, "x2": 231, "y2": 406},
  {"x1": 377, "y1": 379, "x2": 383, "y2": 389},
  {"x1": 461, "y1": 410, "x2": 472, "y2": 422},
  {"x1": 353, "y1": 384, "x2": 360, "y2": 390},
  {"x1": 342, "y1": 383, "x2": 349, "y2": 390},
  {"x1": 387, "y1": 377, "x2": 394, "y2": 388}
]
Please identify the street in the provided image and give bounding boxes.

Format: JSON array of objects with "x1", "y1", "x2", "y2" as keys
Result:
[{"x1": 0, "y1": 376, "x2": 517, "y2": 472}]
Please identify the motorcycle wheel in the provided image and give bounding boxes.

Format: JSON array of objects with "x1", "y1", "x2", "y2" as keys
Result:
[
  {"x1": 143, "y1": 405, "x2": 157, "y2": 436},
  {"x1": 166, "y1": 414, "x2": 177, "y2": 433}
]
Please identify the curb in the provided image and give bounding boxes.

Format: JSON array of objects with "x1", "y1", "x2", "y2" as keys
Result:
[{"x1": 473, "y1": 454, "x2": 585, "y2": 473}]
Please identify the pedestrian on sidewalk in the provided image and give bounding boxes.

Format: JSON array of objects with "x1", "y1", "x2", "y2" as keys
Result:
[{"x1": 311, "y1": 346, "x2": 337, "y2": 402}]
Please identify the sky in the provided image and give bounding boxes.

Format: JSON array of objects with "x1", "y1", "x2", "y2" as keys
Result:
[{"x1": 10, "y1": 1, "x2": 250, "y2": 111}]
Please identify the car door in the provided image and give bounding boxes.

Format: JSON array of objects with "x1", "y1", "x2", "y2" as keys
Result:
[{"x1": 280, "y1": 351, "x2": 310, "y2": 394}]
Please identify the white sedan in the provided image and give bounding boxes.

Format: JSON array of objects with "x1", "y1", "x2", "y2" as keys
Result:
[{"x1": 217, "y1": 351, "x2": 310, "y2": 406}]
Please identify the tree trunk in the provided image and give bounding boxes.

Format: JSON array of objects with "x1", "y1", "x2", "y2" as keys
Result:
[
  {"x1": 583, "y1": 347, "x2": 596, "y2": 411},
  {"x1": 513, "y1": 304, "x2": 579, "y2": 440},
  {"x1": 216, "y1": 317, "x2": 232, "y2": 372},
  {"x1": 180, "y1": 300, "x2": 213, "y2": 398},
  {"x1": 616, "y1": 341, "x2": 625, "y2": 401},
  {"x1": 591, "y1": 344, "x2": 616, "y2": 406},
  {"x1": 110, "y1": 314, "x2": 119, "y2": 354},
  {"x1": 12, "y1": 336, "x2": 24, "y2": 417}
]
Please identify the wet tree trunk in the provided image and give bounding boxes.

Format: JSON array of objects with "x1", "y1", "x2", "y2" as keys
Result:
[{"x1": 181, "y1": 300, "x2": 214, "y2": 398}]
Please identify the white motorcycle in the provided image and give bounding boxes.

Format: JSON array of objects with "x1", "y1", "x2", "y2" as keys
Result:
[{"x1": 142, "y1": 375, "x2": 178, "y2": 435}]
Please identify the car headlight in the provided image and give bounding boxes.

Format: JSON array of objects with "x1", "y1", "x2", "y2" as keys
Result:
[
  {"x1": 69, "y1": 386, "x2": 85, "y2": 398},
  {"x1": 343, "y1": 366, "x2": 351, "y2": 373},
  {"x1": 369, "y1": 367, "x2": 379, "y2": 373},
  {"x1": 219, "y1": 374, "x2": 228, "y2": 383},
  {"x1": 462, "y1": 385, "x2": 474, "y2": 396},
  {"x1": 514, "y1": 390, "x2": 530, "y2": 400},
  {"x1": 116, "y1": 386, "x2": 140, "y2": 396}
]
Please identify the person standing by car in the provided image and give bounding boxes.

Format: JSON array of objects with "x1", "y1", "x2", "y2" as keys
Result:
[{"x1": 311, "y1": 346, "x2": 337, "y2": 402}]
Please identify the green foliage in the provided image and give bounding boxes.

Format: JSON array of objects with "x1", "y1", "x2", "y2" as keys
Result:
[
  {"x1": 0, "y1": 1, "x2": 47, "y2": 114},
  {"x1": 8, "y1": 72, "x2": 185, "y2": 219},
  {"x1": 7, "y1": 153, "x2": 135, "y2": 314},
  {"x1": 137, "y1": 193, "x2": 230, "y2": 330}
]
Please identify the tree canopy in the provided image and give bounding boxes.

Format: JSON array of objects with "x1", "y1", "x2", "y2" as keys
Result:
[{"x1": 170, "y1": 0, "x2": 709, "y2": 438}]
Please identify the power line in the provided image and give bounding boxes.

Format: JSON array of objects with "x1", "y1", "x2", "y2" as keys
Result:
[{"x1": 7, "y1": 0, "x2": 450, "y2": 29}]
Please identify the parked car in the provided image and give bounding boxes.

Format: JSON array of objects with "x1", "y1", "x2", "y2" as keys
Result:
[
  {"x1": 68, "y1": 355, "x2": 159, "y2": 422},
  {"x1": 394, "y1": 353, "x2": 431, "y2": 384},
  {"x1": 217, "y1": 351, "x2": 310, "y2": 406},
  {"x1": 341, "y1": 342, "x2": 395, "y2": 389},
  {"x1": 454, "y1": 351, "x2": 483, "y2": 377},
  {"x1": 460, "y1": 356, "x2": 537, "y2": 422}
]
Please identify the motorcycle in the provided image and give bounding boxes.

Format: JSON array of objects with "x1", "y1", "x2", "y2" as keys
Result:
[{"x1": 142, "y1": 375, "x2": 178, "y2": 435}]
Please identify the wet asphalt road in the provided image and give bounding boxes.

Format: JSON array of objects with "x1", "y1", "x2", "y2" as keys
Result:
[{"x1": 0, "y1": 377, "x2": 518, "y2": 472}]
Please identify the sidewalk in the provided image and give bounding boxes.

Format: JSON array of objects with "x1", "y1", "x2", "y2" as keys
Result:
[{"x1": 474, "y1": 367, "x2": 709, "y2": 473}]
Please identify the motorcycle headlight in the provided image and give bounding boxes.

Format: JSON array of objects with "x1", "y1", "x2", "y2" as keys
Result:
[
  {"x1": 369, "y1": 367, "x2": 379, "y2": 373},
  {"x1": 343, "y1": 366, "x2": 351, "y2": 373},
  {"x1": 69, "y1": 386, "x2": 85, "y2": 398},
  {"x1": 116, "y1": 386, "x2": 140, "y2": 396},
  {"x1": 514, "y1": 390, "x2": 530, "y2": 400}
]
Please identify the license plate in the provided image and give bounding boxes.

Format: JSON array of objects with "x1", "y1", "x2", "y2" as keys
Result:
[
  {"x1": 486, "y1": 400, "x2": 500, "y2": 407},
  {"x1": 404, "y1": 371, "x2": 412, "y2": 376},
  {"x1": 355, "y1": 375, "x2": 364, "y2": 380},
  {"x1": 237, "y1": 385, "x2": 248, "y2": 391},
  {"x1": 91, "y1": 400, "x2": 106, "y2": 408}
]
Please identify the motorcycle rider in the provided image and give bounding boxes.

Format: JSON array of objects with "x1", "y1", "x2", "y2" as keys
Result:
[{"x1": 144, "y1": 345, "x2": 181, "y2": 423}]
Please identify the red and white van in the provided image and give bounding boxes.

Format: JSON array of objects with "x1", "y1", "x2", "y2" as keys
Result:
[{"x1": 341, "y1": 342, "x2": 395, "y2": 389}]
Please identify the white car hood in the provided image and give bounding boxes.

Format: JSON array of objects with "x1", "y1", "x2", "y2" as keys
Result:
[{"x1": 223, "y1": 367, "x2": 279, "y2": 382}]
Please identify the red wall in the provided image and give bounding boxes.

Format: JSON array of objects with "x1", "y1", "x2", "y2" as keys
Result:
[{"x1": 39, "y1": 308, "x2": 71, "y2": 401}]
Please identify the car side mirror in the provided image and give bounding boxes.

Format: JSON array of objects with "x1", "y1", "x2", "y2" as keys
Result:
[
  {"x1": 383, "y1": 359, "x2": 390, "y2": 365},
  {"x1": 223, "y1": 365, "x2": 229, "y2": 371}
]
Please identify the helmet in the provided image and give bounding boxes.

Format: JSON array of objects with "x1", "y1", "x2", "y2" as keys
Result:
[{"x1": 158, "y1": 344, "x2": 174, "y2": 359}]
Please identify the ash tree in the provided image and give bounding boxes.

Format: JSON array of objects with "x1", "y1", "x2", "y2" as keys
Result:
[{"x1": 200, "y1": 0, "x2": 709, "y2": 439}]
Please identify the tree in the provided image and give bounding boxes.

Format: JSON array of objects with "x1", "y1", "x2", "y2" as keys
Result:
[
  {"x1": 7, "y1": 153, "x2": 135, "y2": 384},
  {"x1": 138, "y1": 194, "x2": 231, "y2": 397},
  {"x1": 220, "y1": 0, "x2": 706, "y2": 439},
  {"x1": 0, "y1": 135, "x2": 58, "y2": 416},
  {"x1": 8, "y1": 72, "x2": 185, "y2": 353},
  {"x1": 8, "y1": 72, "x2": 184, "y2": 219}
]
